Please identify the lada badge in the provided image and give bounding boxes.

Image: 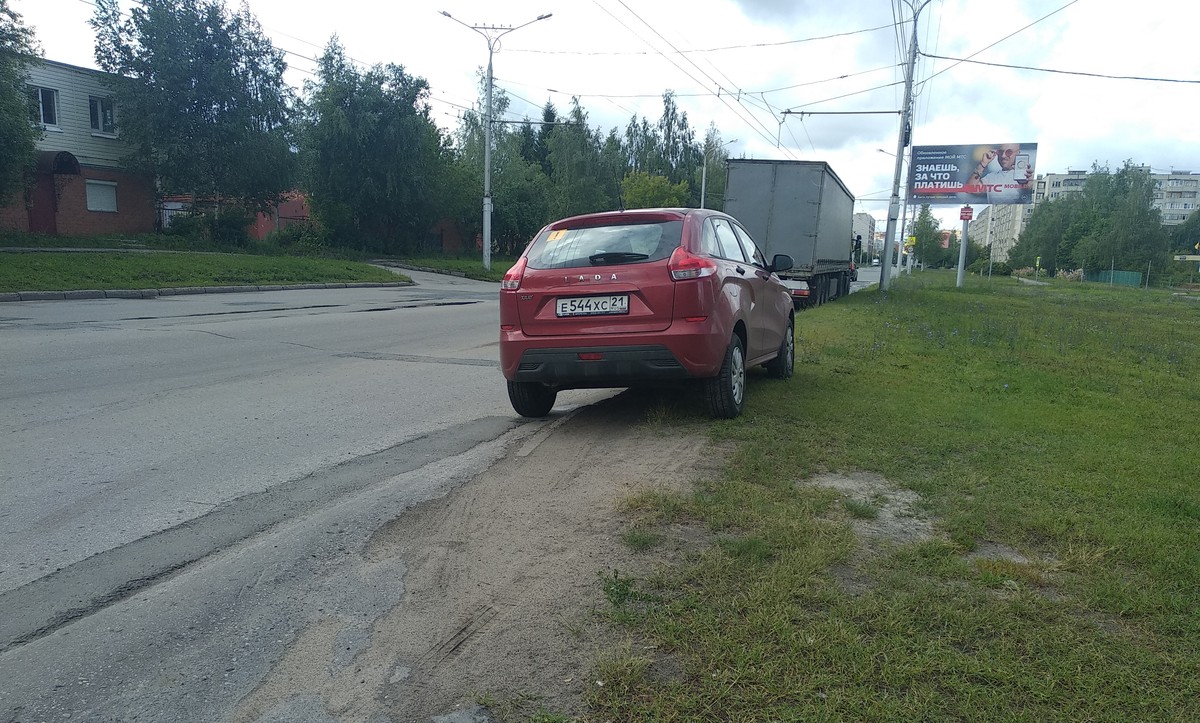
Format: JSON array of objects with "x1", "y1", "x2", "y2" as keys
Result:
[{"x1": 566, "y1": 274, "x2": 619, "y2": 282}]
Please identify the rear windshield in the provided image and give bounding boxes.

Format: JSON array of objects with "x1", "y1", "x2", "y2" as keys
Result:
[{"x1": 525, "y1": 220, "x2": 683, "y2": 270}]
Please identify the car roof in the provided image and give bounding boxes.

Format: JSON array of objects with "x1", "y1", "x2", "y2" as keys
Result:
[{"x1": 546, "y1": 207, "x2": 725, "y2": 230}]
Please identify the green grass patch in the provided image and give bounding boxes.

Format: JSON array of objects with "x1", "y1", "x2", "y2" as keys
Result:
[
  {"x1": 842, "y1": 498, "x2": 880, "y2": 519},
  {"x1": 622, "y1": 528, "x2": 665, "y2": 553},
  {"x1": 596, "y1": 270, "x2": 1200, "y2": 720},
  {"x1": 0, "y1": 252, "x2": 406, "y2": 292}
]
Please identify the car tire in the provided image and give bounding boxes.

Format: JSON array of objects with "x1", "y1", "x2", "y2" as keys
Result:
[
  {"x1": 765, "y1": 316, "x2": 794, "y2": 379},
  {"x1": 705, "y1": 334, "x2": 746, "y2": 419},
  {"x1": 507, "y1": 381, "x2": 557, "y2": 417}
]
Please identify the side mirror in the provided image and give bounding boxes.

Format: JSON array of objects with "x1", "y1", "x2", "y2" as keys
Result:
[{"x1": 770, "y1": 254, "x2": 793, "y2": 273}]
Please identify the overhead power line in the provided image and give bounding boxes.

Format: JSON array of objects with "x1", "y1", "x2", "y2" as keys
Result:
[
  {"x1": 784, "y1": 79, "x2": 905, "y2": 111},
  {"x1": 918, "y1": 53, "x2": 1200, "y2": 84},
  {"x1": 592, "y1": 0, "x2": 797, "y2": 158},
  {"x1": 504, "y1": 21, "x2": 900, "y2": 55},
  {"x1": 921, "y1": 0, "x2": 1080, "y2": 84}
]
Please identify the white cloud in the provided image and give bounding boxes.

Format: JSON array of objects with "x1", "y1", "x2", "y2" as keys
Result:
[{"x1": 15, "y1": 0, "x2": 1200, "y2": 230}]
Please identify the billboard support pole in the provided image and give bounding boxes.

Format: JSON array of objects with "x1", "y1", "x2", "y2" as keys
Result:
[
  {"x1": 957, "y1": 215, "x2": 970, "y2": 287},
  {"x1": 880, "y1": 0, "x2": 929, "y2": 292}
]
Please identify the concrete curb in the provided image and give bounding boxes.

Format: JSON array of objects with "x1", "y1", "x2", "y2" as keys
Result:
[
  {"x1": 0, "y1": 281, "x2": 412, "y2": 303},
  {"x1": 371, "y1": 261, "x2": 471, "y2": 279}
]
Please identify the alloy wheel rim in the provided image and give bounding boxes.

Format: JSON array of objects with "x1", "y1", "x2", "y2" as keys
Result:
[{"x1": 731, "y1": 345, "x2": 745, "y2": 404}]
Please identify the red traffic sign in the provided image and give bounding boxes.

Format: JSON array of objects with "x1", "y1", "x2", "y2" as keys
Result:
[{"x1": 960, "y1": 206, "x2": 974, "y2": 220}]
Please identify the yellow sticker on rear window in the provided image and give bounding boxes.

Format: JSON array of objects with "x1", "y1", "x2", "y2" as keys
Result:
[{"x1": 547, "y1": 229, "x2": 567, "y2": 242}]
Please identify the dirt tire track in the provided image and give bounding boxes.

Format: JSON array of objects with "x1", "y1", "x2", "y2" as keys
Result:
[{"x1": 234, "y1": 393, "x2": 715, "y2": 722}]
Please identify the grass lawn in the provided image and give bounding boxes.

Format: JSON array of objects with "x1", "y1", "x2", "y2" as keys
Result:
[
  {"x1": 586, "y1": 271, "x2": 1199, "y2": 721},
  {"x1": 0, "y1": 252, "x2": 406, "y2": 292}
]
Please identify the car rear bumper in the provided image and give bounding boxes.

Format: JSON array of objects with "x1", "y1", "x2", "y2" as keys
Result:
[
  {"x1": 507, "y1": 345, "x2": 693, "y2": 386},
  {"x1": 500, "y1": 322, "x2": 729, "y2": 385}
]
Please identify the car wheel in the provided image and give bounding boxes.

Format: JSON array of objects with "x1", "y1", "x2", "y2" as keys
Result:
[
  {"x1": 705, "y1": 334, "x2": 746, "y2": 419},
  {"x1": 507, "y1": 381, "x2": 557, "y2": 417},
  {"x1": 766, "y1": 316, "x2": 794, "y2": 379}
]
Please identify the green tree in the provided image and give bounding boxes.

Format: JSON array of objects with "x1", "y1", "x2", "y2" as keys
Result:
[
  {"x1": 620, "y1": 171, "x2": 689, "y2": 209},
  {"x1": 547, "y1": 98, "x2": 614, "y2": 217},
  {"x1": 1171, "y1": 208, "x2": 1200, "y2": 254},
  {"x1": 298, "y1": 38, "x2": 448, "y2": 253},
  {"x1": 90, "y1": 0, "x2": 294, "y2": 211},
  {"x1": 0, "y1": 0, "x2": 41, "y2": 205},
  {"x1": 1011, "y1": 162, "x2": 1168, "y2": 274},
  {"x1": 910, "y1": 204, "x2": 950, "y2": 267},
  {"x1": 698, "y1": 123, "x2": 731, "y2": 211}
]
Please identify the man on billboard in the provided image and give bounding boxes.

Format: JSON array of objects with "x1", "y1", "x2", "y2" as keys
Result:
[{"x1": 962, "y1": 143, "x2": 1034, "y2": 203}]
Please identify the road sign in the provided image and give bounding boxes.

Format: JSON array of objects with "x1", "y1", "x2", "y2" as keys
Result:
[
  {"x1": 1174, "y1": 255, "x2": 1200, "y2": 261},
  {"x1": 960, "y1": 206, "x2": 973, "y2": 220}
]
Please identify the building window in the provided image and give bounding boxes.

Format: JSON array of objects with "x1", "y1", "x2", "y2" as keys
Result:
[
  {"x1": 28, "y1": 86, "x2": 58, "y2": 127},
  {"x1": 85, "y1": 181, "x2": 118, "y2": 213},
  {"x1": 89, "y1": 97, "x2": 116, "y2": 135}
]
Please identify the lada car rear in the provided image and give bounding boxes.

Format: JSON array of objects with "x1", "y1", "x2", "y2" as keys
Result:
[{"x1": 499, "y1": 208, "x2": 796, "y2": 418}]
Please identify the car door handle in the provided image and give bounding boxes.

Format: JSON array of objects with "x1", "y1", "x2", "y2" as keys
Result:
[{"x1": 735, "y1": 266, "x2": 746, "y2": 275}]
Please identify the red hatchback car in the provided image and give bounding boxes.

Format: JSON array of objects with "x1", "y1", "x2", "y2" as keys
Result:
[{"x1": 499, "y1": 208, "x2": 796, "y2": 419}]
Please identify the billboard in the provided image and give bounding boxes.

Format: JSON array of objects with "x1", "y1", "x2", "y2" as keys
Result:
[{"x1": 908, "y1": 143, "x2": 1038, "y2": 205}]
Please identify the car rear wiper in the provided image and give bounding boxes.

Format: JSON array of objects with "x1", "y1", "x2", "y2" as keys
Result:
[{"x1": 588, "y1": 251, "x2": 650, "y2": 265}]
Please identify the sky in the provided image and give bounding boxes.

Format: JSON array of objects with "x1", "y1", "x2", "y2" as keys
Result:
[{"x1": 14, "y1": 0, "x2": 1200, "y2": 231}]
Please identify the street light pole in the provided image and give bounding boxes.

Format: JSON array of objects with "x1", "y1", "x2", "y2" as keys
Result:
[
  {"x1": 880, "y1": 0, "x2": 930, "y2": 292},
  {"x1": 442, "y1": 11, "x2": 552, "y2": 271},
  {"x1": 700, "y1": 138, "x2": 737, "y2": 209}
]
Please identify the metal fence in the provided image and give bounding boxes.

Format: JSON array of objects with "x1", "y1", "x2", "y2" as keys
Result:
[{"x1": 1083, "y1": 269, "x2": 1143, "y2": 288}]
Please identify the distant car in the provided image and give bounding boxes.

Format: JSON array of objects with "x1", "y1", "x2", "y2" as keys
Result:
[
  {"x1": 499, "y1": 208, "x2": 795, "y2": 419},
  {"x1": 849, "y1": 261, "x2": 858, "y2": 282},
  {"x1": 871, "y1": 257, "x2": 880, "y2": 266}
]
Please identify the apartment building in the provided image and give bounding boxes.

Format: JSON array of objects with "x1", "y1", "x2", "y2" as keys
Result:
[
  {"x1": 0, "y1": 59, "x2": 155, "y2": 235},
  {"x1": 1034, "y1": 168, "x2": 1199, "y2": 225},
  {"x1": 852, "y1": 212, "x2": 876, "y2": 259},
  {"x1": 970, "y1": 203, "x2": 1031, "y2": 263}
]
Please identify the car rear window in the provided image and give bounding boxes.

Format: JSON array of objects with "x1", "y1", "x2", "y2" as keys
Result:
[{"x1": 525, "y1": 220, "x2": 683, "y2": 270}]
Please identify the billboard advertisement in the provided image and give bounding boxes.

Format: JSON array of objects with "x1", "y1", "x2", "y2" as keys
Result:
[{"x1": 908, "y1": 143, "x2": 1038, "y2": 205}]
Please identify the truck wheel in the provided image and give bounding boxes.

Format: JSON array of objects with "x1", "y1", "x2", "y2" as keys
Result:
[
  {"x1": 507, "y1": 381, "x2": 557, "y2": 417},
  {"x1": 766, "y1": 316, "x2": 794, "y2": 379},
  {"x1": 705, "y1": 335, "x2": 746, "y2": 418}
]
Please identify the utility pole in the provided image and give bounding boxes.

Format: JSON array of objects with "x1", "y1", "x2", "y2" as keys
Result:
[
  {"x1": 880, "y1": 0, "x2": 931, "y2": 292},
  {"x1": 442, "y1": 11, "x2": 552, "y2": 271}
]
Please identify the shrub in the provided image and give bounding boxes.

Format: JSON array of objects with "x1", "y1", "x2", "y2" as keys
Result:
[
  {"x1": 264, "y1": 220, "x2": 328, "y2": 256},
  {"x1": 211, "y1": 208, "x2": 252, "y2": 246},
  {"x1": 165, "y1": 207, "x2": 252, "y2": 247},
  {"x1": 165, "y1": 212, "x2": 210, "y2": 242},
  {"x1": 967, "y1": 258, "x2": 1012, "y2": 276}
]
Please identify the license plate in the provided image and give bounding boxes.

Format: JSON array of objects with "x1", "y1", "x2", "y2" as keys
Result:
[{"x1": 555, "y1": 295, "x2": 629, "y2": 317}]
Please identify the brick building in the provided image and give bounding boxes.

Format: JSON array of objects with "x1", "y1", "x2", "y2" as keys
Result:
[{"x1": 1, "y1": 59, "x2": 155, "y2": 236}]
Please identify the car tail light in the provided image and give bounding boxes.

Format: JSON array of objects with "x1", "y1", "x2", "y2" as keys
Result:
[
  {"x1": 668, "y1": 247, "x2": 717, "y2": 281},
  {"x1": 501, "y1": 258, "x2": 527, "y2": 290}
]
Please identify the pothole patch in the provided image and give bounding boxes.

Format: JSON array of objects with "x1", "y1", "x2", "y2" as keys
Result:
[
  {"x1": 806, "y1": 472, "x2": 938, "y2": 596},
  {"x1": 808, "y1": 471, "x2": 936, "y2": 546},
  {"x1": 966, "y1": 541, "x2": 1030, "y2": 564}
]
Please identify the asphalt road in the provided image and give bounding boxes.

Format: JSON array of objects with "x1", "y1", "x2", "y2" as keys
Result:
[{"x1": 0, "y1": 270, "x2": 608, "y2": 722}]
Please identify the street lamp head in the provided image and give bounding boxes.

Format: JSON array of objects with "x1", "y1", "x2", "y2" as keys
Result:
[
  {"x1": 440, "y1": 10, "x2": 451, "y2": 17},
  {"x1": 537, "y1": 13, "x2": 553, "y2": 20}
]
